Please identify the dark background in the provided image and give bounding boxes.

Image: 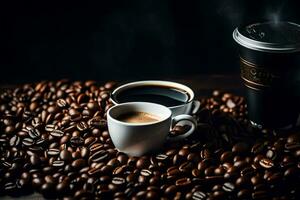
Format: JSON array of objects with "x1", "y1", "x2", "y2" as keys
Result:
[{"x1": 0, "y1": 0, "x2": 299, "y2": 84}]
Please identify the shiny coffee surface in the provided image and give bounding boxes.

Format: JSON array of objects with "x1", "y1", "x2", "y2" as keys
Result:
[{"x1": 116, "y1": 111, "x2": 161, "y2": 123}]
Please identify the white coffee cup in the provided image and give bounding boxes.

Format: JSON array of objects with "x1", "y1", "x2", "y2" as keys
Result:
[
  {"x1": 107, "y1": 102, "x2": 197, "y2": 156},
  {"x1": 110, "y1": 80, "x2": 201, "y2": 117}
]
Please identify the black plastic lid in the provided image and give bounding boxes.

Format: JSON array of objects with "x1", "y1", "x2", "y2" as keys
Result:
[{"x1": 233, "y1": 22, "x2": 300, "y2": 53}]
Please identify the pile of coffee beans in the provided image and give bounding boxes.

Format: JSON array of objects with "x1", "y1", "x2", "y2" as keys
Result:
[{"x1": 0, "y1": 80, "x2": 299, "y2": 199}]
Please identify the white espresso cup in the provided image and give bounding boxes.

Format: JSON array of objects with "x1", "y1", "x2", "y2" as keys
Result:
[
  {"x1": 107, "y1": 102, "x2": 197, "y2": 156},
  {"x1": 110, "y1": 80, "x2": 201, "y2": 117}
]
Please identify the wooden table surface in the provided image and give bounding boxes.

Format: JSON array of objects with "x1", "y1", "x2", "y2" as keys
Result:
[{"x1": 0, "y1": 74, "x2": 244, "y2": 200}]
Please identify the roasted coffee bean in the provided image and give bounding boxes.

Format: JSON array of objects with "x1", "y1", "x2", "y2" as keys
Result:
[
  {"x1": 77, "y1": 121, "x2": 89, "y2": 131},
  {"x1": 70, "y1": 136, "x2": 84, "y2": 146},
  {"x1": 220, "y1": 151, "x2": 233, "y2": 163},
  {"x1": 192, "y1": 191, "x2": 207, "y2": 200},
  {"x1": 141, "y1": 169, "x2": 152, "y2": 177},
  {"x1": 259, "y1": 158, "x2": 274, "y2": 169},
  {"x1": 179, "y1": 162, "x2": 193, "y2": 173},
  {"x1": 176, "y1": 177, "x2": 191, "y2": 187},
  {"x1": 45, "y1": 124, "x2": 55, "y2": 132},
  {"x1": 30, "y1": 154, "x2": 41, "y2": 166},
  {"x1": 72, "y1": 159, "x2": 86, "y2": 169},
  {"x1": 1, "y1": 81, "x2": 299, "y2": 199},
  {"x1": 214, "y1": 166, "x2": 226, "y2": 176},
  {"x1": 222, "y1": 182, "x2": 235, "y2": 192},
  {"x1": 136, "y1": 158, "x2": 150, "y2": 169},
  {"x1": 59, "y1": 149, "x2": 72, "y2": 161},
  {"x1": 236, "y1": 176, "x2": 250, "y2": 187},
  {"x1": 237, "y1": 189, "x2": 251, "y2": 199},
  {"x1": 52, "y1": 160, "x2": 65, "y2": 167},
  {"x1": 156, "y1": 154, "x2": 168, "y2": 161},
  {"x1": 112, "y1": 177, "x2": 126, "y2": 186},
  {"x1": 200, "y1": 148, "x2": 211, "y2": 159},
  {"x1": 28, "y1": 128, "x2": 41, "y2": 139},
  {"x1": 89, "y1": 143, "x2": 103, "y2": 152},
  {"x1": 251, "y1": 142, "x2": 267, "y2": 154},
  {"x1": 240, "y1": 167, "x2": 255, "y2": 177},
  {"x1": 232, "y1": 142, "x2": 249, "y2": 155},
  {"x1": 50, "y1": 129, "x2": 64, "y2": 137},
  {"x1": 88, "y1": 117, "x2": 107, "y2": 128},
  {"x1": 22, "y1": 138, "x2": 34, "y2": 146},
  {"x1": 284, "y1": 166, "x2": 298, "y2": 177},
  {"x1": 252, "y1": 190, "x2": 269, "y2": 199},
  {"x1": 90, "y1": 150, "x2": 109, "y2": 162},
  {"x1": 233, "y1": 160, "x2": 248, "y2": 169},
  {"x1": 47, "y1": 148, "x2": 60, "y2": 156},
  {"x1": 165, "y1": 185, "x2": 177, "y2": 196},
  {"x1": 267, "y1": 172, "x2": 281, "y2": 183},
  {"x1": 10, "y1": 135, "x2": 20, "y2": 146}
]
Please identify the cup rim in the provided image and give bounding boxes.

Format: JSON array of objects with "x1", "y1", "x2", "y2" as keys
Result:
[
  {"x1": 110, "y1": 80, "x2": 195, "y2": 109},
  {"x1": 107, "y1": 102, "x2": 172, "y2": 126}
]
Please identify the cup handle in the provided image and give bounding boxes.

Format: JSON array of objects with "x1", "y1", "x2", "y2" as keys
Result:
[
  {"x1": 168, "y1": 114, "x2": 197, "y2": 141},
  {"x1": 191, "y1": 100, "x2": 201, "y2": 114}
]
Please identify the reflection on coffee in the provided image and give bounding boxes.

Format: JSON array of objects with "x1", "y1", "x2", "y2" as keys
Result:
[
  {"x1": 117, "y1": 112, "x2": 161, "y2": 123},
  {"x1": 115, "y1": 86, "x2": 190, "y2": 107}
]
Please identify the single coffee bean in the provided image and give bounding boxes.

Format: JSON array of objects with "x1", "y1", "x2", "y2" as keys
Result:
[
  {"x1": 156, "y1": 154, "x2": 168, "y2": 161},
  {"x1": 232, "y1": 142, "x2": 249, "y2": 155},
  {"x1": 141, "y1": 169, "x2": 152, "y2": 177},
  {"x1": 192, "y1": 191, "x2": 207, "y2": 200},
  {"x1": 284, "y1": 166, "x2": 298, "y2": 177},
  {"x1": 222, "y1": 182, "x2": 235, "y2": 192},
  {"x1": 70, "y1": 136, "x2": 84, "y2": 147},
  {"x1": 165, "y1": 185, "x2": 177, "y2": 196},
  {"x1": 30, "y1": 154, "x2": 41, "y2": 166},
  {"x1": 80, "y1": 147, "x2": 90, "y2": 158},
  {"x1": 251, "y1": 175, "x2": 262, "y2": 185},
  {"x1": 234, "y1": 160, "x2": 248, "y2": 169},
  {"x1": 220, "y1": 151, "x2": 233, "y2": 163},
  {"x1": 9, "y1": 135, "x2": 20, "y2": 146},
  {"x1": 200, "y1": 148, "x2": 211, "y2": 159},
  {"x1": 45, "y1": 149, "x2": 60, "y2": 158},
  {"x1": 176, "y1": 177, "x2": 191, "y2": 187},
  {"x1": 52, "y1": 160, "x2": 65, "y2": 167},
  {"x1": 136, "y1": 158, "x2": 150, "y2": 169},
  {"x1": 112, "y1": 177, "x2": 126, "y2": 185},
  {"x1": 259, "y1": 158, "x2": 274, "y2": 169},
  {"x1": 214, "y1": 166, "x2": 226, "y2": 176},
  {"x1": 77, "y1": 121, "x2": 89, "y2": 131},
  {"x1": 57, "y1": 99, "x2": 67, "y2": 108},
  {"x1": 252, "y1": 190, "x2": 269, "y2": 199},
  {"x1": 59, "y1": 149, "x2": 72, "y2": 161},
  {"x1": 179, "y1": 162, "x2": 193, "y2": 173},
  {"x1": 90, "y1": 150, "x2": 109, "y2": 162},
  {"x1": 45, "y1": 124, "x2": 56, "y2": 132},
  {"x1": 28, "y1": 128, "x2": 41, "y2": 139},
  {"x1": 22, "y1": 138, "x2": 34, "y2": 146},
  {"x1": 251, "y1": 142, "x2": 267, "y2": 155},
  {"x1": 50, "y1": 129, "x2": 64, "y2": 137},
  {"x1": 267, "y1": 172, "x2": 281, "y2": 183},
  {"x1": 237, "y1": 189, "x2": 251, "y2": 199},
  {"x1": 72, "y1": 159, "x2": 86, "y2": 169},
  {"x1": 236, "y1": 176, "x2": 250, "y2": 187},
  {"x1": 240, "y1": 167, "x2": 255, "y2": 177}
]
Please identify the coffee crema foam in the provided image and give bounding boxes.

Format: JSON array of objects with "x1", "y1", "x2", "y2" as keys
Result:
[{"x1": 117, "y1": 112, "x2": 161, "y2": 123}]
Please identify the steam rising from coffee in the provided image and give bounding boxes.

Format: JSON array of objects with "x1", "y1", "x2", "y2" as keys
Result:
[{"x1": 217, "y1": 0, "x2": 290, "y2": 27}]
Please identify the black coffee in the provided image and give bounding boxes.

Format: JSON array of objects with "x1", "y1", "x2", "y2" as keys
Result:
[{"x1": 114, "y1": 86, "x2": 190, "y2": 107}]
